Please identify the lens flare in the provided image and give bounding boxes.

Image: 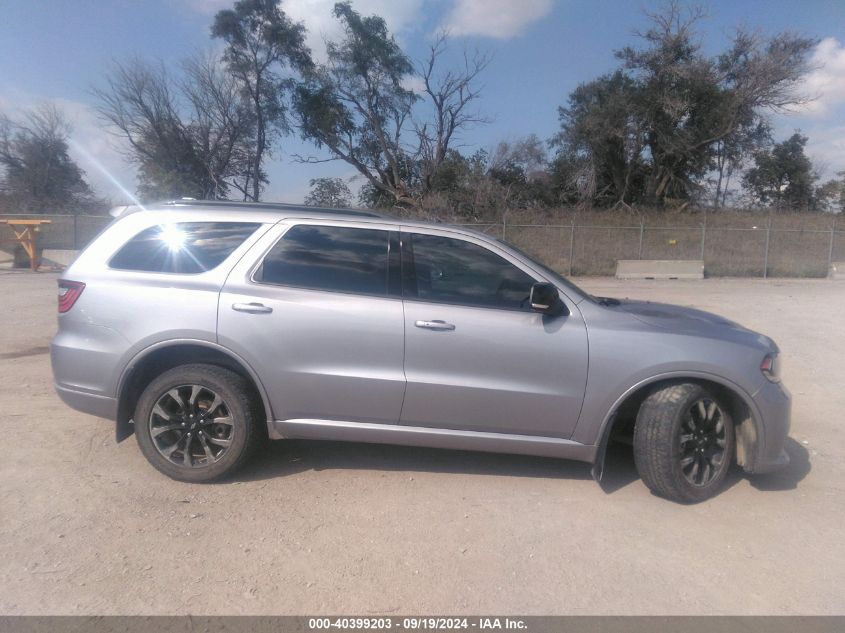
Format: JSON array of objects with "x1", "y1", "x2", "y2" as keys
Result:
[
  {"x1": 159, "y1": 225, "x2": 186, "y2": 251},
  {"x1": 68, "y1": 139, "x2": 145, "y2": 208}
]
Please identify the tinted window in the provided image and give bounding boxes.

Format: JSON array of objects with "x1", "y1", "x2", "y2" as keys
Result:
[
  {"x1": 405, "y1": 233, "x2": 536, "y2": 310},
  {"x1": 110, "y1": 222, "x2": 260, "y2": 274},
  {"x1": 259, "y1": 225, "x2": 390, "y2": 296}
]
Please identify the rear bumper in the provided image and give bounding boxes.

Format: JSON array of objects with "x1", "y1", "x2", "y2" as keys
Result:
[
  {"x1": 54, "y1": 383, "x2": 117, "y2": 421},
  {"x1": 748, "y1": 379, "x2": 792, "y2": 474}
]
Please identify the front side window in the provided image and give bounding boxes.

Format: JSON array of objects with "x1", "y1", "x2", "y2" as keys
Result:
[
  {"x1": 404, "y1": 233, "x2": 536, "y2": 310},
  {"x1": 110, "y1": 222, "x2": 260, "y2": 274},
  {"x1": 258, "y1": 224, "x2": 391, "y2": 296}
]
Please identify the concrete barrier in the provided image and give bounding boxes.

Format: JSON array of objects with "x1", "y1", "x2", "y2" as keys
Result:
[
  {"x1": 41, "y1": 249, "x2": 80, "y2": 270},
  {"x1": 830, "y1": 262, "x2": 845, "y2": 280},
  {"x1": 616, "y1": 259, "x2": 704, "y2": 280},
  {"x1": 0, "y1": 249, "x2": 14, "y2": 269}
]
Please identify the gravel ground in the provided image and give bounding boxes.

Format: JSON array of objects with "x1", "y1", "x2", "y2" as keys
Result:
[{"x1": 0, "y1": 272, "x2": 842, "y2": 615}]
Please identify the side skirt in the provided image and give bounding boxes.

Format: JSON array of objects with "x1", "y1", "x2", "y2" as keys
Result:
[{"x1": 269, "y1": 418, "x2": 598, "y2": 463}]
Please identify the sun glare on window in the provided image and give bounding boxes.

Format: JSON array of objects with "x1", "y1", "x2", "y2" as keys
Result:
[{"x1": 159, "y1": 225, "x2": 187, "y2": 251}]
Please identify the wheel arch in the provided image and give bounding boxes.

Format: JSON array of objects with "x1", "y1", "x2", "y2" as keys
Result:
[
  {"x1": 591, "y1": 371, "x2": 762, "y2": 481},
  {"x1": 115, "y1": 340, "x2": 273, "y2": 442}
]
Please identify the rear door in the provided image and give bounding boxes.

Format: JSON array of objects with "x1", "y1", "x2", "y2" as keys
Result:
[
  {"x1": 218, "y1": 219, "x2": 406, "y2": 424},
  {"x1": 399, "y1": 228, "x2": 589, "y2": 438}
]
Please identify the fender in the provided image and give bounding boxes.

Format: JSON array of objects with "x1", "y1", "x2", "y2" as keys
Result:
[
  {"x1": 114, "y1": 338, "x2": 275, "y2": 442},
  {"x1": 590, "y1": 370, "x2": 764, "y2": 482}
]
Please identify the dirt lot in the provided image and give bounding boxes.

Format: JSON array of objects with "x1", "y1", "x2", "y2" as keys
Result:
[{"x1": 0, "y1": 272, "x2": 843, "y2": 615}]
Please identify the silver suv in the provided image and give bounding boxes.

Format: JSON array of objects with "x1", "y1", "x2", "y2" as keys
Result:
[{"x1": 51, "y1": 200, "x2": 791, "y2": 502}]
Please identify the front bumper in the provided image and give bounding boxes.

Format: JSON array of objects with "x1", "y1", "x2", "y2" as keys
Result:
[{"x1": 748, "y1": 379, "x2": 792, "y2": 474}]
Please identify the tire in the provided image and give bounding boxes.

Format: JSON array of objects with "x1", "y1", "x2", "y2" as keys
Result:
[
  {"x1": 633, "y1": 382, "x2": 734, "y2": 503},
  {"x1": 134, "y1": 364, "x2": 263, "y2": 483}
]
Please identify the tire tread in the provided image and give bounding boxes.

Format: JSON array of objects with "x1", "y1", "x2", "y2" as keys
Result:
[
  {"x1": 633, "y1": 382, "x2": 732, "y2": 503},
  {"x1": 134, "y1": 363, "x2": 264, "y2": 482}
]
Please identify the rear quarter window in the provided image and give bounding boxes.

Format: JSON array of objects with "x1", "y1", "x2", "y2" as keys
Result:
[{"x1": 109, "y1": 222, "x2": 261, "y2": 274}]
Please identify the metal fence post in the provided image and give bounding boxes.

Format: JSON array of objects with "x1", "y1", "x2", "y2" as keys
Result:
[
  {"x1": 502, "y1": 215, "x2": 507, "y2": 242},
  {"x1": 568, "y1": 222, "x2": 575, "y2": 277},
  {"x1": 700, "y1": 223, "x2": 706, "y2": 261},
  {"x1": 73, "y1": 214, "x2": 78, "y2": 250},
  {"x1": 763, "y1": 219, "x2": 771, "y2": 279},
  {"x1": 828, "y1": 217, "x2": 837, "y2": 274},
  {"x1": 638, "y1": 221, "x2": 644, "y2": 259}
]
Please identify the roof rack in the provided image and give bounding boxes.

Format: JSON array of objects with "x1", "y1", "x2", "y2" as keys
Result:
[{"x1": 161, "y1": 198, "x2": 384, "y2": 218}]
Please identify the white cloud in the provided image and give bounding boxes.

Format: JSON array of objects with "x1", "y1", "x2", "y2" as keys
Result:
[
  {"x1": 804, "y1": 124, "x2": 845, "y2": 179},
  {"x1": 798, "y1": 37, "x2": 845, "y2": 117},
  {"x1": 281, "y1": 0, "x2": 425, "y2": 61},
  {"x1": 440, "y1": 0, "x2": 552, "y2": 39}
]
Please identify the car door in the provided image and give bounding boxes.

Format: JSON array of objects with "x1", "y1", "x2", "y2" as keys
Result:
[
  {"x1": 399, "y1": 228, "x2": 589, "y2": 438},
  {"x1": 218, "y1": 220, "x2": 406, "y2": 425}
]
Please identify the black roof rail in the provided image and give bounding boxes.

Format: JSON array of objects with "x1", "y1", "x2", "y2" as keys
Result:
[{"x1": 159, "y1": 198, "x2": 385, "y2": 218}]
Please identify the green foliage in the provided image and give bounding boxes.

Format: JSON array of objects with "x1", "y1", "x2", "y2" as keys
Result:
[
  {"x1": 212, "y1": 0, "x2": 312, "y2": 201},
  {"x1": 552, "y1": 70, "x2": 646, "y2": 205},
  {"x1": 93, "y1": 57, "x2": 256, "y2": 201},
  {"x1": 815, "y1": 172, "x2": 844, "y2": 214},
  {"x1": 0, "y1": 104, "x2": 94, "y2": 213},
  {"x1": 552, "y1": 4, "x2": 816, "y2": 208},
  {"x1": 743, "y1": 133, "x2": 818, "y2": 211},
  {"x1": 304, "y1": 177, "x2": 352, "y2": 207},
  {"x1": 294, "y1": 2, "x2": 418, "y2": 206}
]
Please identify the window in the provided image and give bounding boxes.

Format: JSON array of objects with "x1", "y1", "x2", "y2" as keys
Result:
[
  {"x1": 110, "y1": 222, "x2": 260, "y2": 274},
  {"x1": 404, "y1": 233, "x2": 536, "y2": 310},
  {"x1": 258, "y1": 225, "x2": 392, "y2": 296}
]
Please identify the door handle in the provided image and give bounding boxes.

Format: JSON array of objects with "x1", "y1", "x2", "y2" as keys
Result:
[
  {"x1": 414, "y1": 319, "x2": 456, "y2": 331},
  {"x1": 232, "y1": 302, "x2": 273, "y2": 314}
]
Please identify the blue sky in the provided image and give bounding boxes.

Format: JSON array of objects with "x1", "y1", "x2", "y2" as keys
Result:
[{"x1": 1, "y1": 0, "x2": 844, "y2": 204}]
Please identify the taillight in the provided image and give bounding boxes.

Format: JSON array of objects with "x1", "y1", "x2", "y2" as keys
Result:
[
  {"x1": 760, "y1": 353, "x2": 780, "y2": 383},
  {"x1": 58, "y1": 280, "x2": 85, "y2": 313}
]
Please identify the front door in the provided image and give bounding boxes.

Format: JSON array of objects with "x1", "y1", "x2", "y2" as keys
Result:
[{"x1": 399, "y1": 229, "x2": 588, "y2": 438}]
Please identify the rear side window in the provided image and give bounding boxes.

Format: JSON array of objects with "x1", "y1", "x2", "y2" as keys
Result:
[
  {"x1": 110, "y1": 222, "x2": 260, "y2": 274},
  {"x1": 257, "y1": 225, "x2": 390, "y2": 296}
]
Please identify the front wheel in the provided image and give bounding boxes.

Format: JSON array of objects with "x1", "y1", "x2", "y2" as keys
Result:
[
  {"x1": 633, "y1": 382, "x2": 734, "y2": 503},
  {"x1": 134, "y1": 364, "x2": 263, "y2": 482}
]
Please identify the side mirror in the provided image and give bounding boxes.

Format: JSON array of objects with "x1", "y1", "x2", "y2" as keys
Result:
[{"x1": 529, "y1": 282, "x2": 566, "y2": 316}]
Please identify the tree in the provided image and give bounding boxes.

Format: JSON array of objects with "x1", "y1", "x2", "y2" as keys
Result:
[
  {"x1": 294, "y1": 2, "x2": 488, "y2": 209},
  {"x1": 212, "y1": 0, "x2": 312, "y2": 201},
  {"x1": 0, "y1": 104, "x2": 94, "y2": 213},
  {"x1": 551, "y1": 70, "x2": 646, "y2": 206},
  {"x1": 487, "y1": 135, "x2": 553, "y2": 208},
  {"x1": 743, "y1": 132, "x2": 818, "y2": 211},
  {"x1": 415, "y1": 33, "x2": 490, "y2": 197},
  {"x1": 425, "y1": 148, "x2": 492, "y2": 218},
  {"x1": 304, "y1": 177, "x2": 352, "y2": 207},
  {"x1": 181, "y1": 52, "x2": 258, "y2": 200},
  {"x1": 93, "y1": 56, "x2": 255, "y2": 200},
  {"x1": 709, "y1": 119, "x2": 771, "y2": 209},
  {"x1": 553, "y1": 2, "x2": 816, "y2": 207},
  {"x1": 815, "y1": 172, "x2": 844, "y2": 213}
]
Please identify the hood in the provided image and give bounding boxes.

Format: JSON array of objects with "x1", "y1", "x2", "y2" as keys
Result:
[{"x1": 596, "y1": 297, "x2": 777, "y2": 351}]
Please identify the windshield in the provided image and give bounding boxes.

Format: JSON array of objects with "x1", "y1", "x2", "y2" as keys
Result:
[{"x1": 495, "y1": 239, "x2": 597, "y2": 304}]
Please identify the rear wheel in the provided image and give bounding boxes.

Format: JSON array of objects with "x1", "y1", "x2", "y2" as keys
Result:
[
  {"x1": 134, "y1": 364, "x2": 263, "y2": 482},
  {"x1": 633, "y1": 382, "x2": 734, "y2": 503}
]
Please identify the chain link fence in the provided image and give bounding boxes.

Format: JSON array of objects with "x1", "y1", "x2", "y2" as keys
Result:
[
  {"x1": 1, "y1": 213, "x2": 843, "y2": 277},
  {"x1": 458, "y1": 220, "x2": 845, "y2": 278},
  {"x1": 0, "y1": 214, "x2": 113, "y2": 252}
]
